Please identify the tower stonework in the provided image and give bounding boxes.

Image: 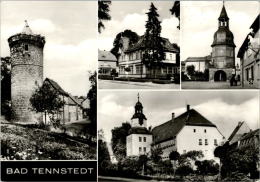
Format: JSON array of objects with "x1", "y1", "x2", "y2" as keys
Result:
[
  {"x1": 8, "y1": 21, "x2": 45, "y2": 122},
  {"x1": 210, "y1": 4, "x2": 236, "y2": 82}
]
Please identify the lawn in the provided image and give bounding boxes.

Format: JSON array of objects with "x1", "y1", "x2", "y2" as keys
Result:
[{"x1": 1, "y1": 122, "x2": 96, "y2": 160}]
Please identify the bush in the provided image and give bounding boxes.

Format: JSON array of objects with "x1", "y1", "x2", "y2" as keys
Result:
[
  {"x1": 152, "y1": 79, "x2": 173, "y2": 84},
  {"x1": 176, "y1": 165, "x2": 194, "y2": 176},
  {"x1": 98, "y1": 75, "x2": 114, "y2": 80},
  {"x1": 115, "y1": 77, "x2": 148, "y2": 82}
]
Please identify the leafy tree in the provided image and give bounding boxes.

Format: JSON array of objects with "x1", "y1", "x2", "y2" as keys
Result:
[
  {"x1": 195, "y1": 160, "x2": 219, "y2": 177},
  {"x1": 30, "y1": 81, "x2": 65, "y2": 125},
  {"x1": 110, "y1": 29, "x2": 139, "y2": 59},
  {"x1": 111, "y1": 122, "x2": 131, "y2": 161},
  {"x1": 98, "y1": 129, "x2": 112, "y2": 173},
  {"x1": 178, "y1": 150, "x2": 204, "y2": 168},
  {"x1": 98, "y1": 0, "x2": 111, "y2": 33},
  {"x1": 1, "y1": 57, "x2": 12, "y2": 119},
  {"x1": 87, "y1": 71, "x2": 97, "y2": 131},
  {"x1": 186, "y1": 65, "x2": 195, "y2": 76},
  {"x1": 170, "y1": 1, "x2": 180, "y2": 29},
  {"x1": 143, "y1": 3, "x2": 165, "y2": 78},
  {"x1": 169, "y1": 151, "x2": 180, "y2": 177},
  {"x1": 138, "y1": 155, "x2": 148, "y2": 175},
  {"x1": 151, "y1": 146, "x2": 163, "y2": 163}
]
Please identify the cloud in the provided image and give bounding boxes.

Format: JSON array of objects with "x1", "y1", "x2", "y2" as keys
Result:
[{"x1": 44, "y1": 39, "x2": 97, "y2": 96}]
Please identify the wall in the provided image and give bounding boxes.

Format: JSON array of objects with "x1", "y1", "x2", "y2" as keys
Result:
[
  {"x1": 127, "y1": 134, "x2": 152, "y2": 156},
  {"x1": 176, "y1": 125, "x2": 224, "y2": 162}
]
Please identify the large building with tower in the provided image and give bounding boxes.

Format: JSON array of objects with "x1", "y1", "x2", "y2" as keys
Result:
[
  {"x1": 8, "y1": 21, "x2": 45, "y2": 122},
  {"x1": 183, "y1": 3, "x2": 236, "y2": 82}
]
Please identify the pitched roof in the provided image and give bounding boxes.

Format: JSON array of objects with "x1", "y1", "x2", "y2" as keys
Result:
[
  {"x1": 125, "y1": 35, "x2": 179, "y2": 53},
  {"x1": 250, "y1": 14, "x2": 259, "y2": 32},
  {"x1": 129, "y1": 127, "x2": 152, "y2": 135},
  {"x1": 98, "y1": 50, "x2": 117, "y2": 61},
  {"x1": 240, "y1": 128, "x2": 259, "y2": 141},
  {"x1": 44, "y1": 78, "x2": 68, "y2": 96},
  {"x1": 152, "y1": 109, "x2": 216, "y2": 144}
]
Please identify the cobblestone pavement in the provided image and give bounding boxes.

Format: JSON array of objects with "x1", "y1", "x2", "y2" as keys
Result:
[
  {"x1": 181, "y1": 81, "x2": 245, "y2": 89},
  {"x1": 98, "y1": 79, "x2": 180, "y2": 89}
]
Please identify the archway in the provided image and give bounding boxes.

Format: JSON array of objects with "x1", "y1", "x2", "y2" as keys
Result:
[{"x1": 214, "y1": 70, "x2": 227, "y2": 81}]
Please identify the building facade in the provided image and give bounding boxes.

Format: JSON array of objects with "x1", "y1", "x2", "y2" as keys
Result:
[
  {"x1": 8, "y1": 21, "x2": 45, "y2": 122},
  {"x1": 152, "y1": 105, "x2": 224, "y2": 161},
  {"x1": 210, "y1": 4, "x2": 236, "y2": 82},
  {"x1": 126, "y1": 95, "x2": 152, "y2": 156},
  {"x1": 238, "y1": 14, "x2": 260, "y2": 88},
  {"x1": 118, "y1": 36, "x2": 179, "y2": 79},
  {"x1": 98, "y1": 50, "x2": 118, "y2": 76},
  {"x1": 184, "y1": 56, "x2": 211, "y2": 73}
]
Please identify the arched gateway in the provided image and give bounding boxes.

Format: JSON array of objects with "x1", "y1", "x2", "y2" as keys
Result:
[{"x1": 214, "y1": 70, "x2": 227, "y2": 81}]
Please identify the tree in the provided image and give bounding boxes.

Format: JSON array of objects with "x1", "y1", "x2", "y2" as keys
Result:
[
  {"x1": 30, "y1": 81, "x2": 65, "y2": 125},
  {"x1": 143, "y1": 3, "x2": 165, "y2": 78},
  {"x1": 98, "y1": 129, "x2": 112, "y2": 174},
  {"x1": 178, "y1": 150, "x2": 204, "y2": 168},
  {"x1": 195, "y1": 160, "x2": 219, "y2": 179},
  {"x1": 98, "y1": 0, "x2": 111, "y2": 33},
  {"x1": 186, "y1": 65, "x2": 195, "y2": 76},
  {"x1": 87, "y1": 71, "x2": 97, "y2": 131},
  {"x1": 169, "y1": 151, "x2": 180, "y2": 177},
  {"x1": 170, "y1": 1, "x2": 180, "y2": 29},
  {"x1": 1, "y1": 57, "x2": 12, "y2": 119},
  {"x1": 138, "y1": 155, "x2": 148, "y2": 175},
  {"x1": 151, "y1": 146, "x2": 163, "y2": 163},
  {"x1": 110, "y1": 29, "x2": 139, "y2": 59},
  {"x1": 111, "y1": 122, "x2": 131, "y2": 161}
]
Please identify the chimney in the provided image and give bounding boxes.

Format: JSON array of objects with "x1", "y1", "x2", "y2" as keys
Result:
[
  {"x1": 187, "y1": 104, "x2": 190, "y2": 111},
  {"x1": 172, "y1": 113, "x2": 175, "y2": 122}
]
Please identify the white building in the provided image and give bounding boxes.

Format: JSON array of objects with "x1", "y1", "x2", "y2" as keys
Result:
[
  {"x1": 152, "y1": 105, "x2": 225, "y2": 161},
  {"x1": 126, "y1": 95, "x2": 152, "y2": 156}
]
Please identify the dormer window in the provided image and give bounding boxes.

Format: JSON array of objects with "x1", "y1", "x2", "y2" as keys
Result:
[{"x1": 25, "y1": 44, "x2": 29, "y2": 51}]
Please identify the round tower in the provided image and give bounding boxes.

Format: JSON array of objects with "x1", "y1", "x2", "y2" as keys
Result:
[
  {"x1": 8, "y1": 20, "x2": 45, "y2": 122},
  {"x1": 210, "y1": 3, "x2": 236, "y2": 82}
]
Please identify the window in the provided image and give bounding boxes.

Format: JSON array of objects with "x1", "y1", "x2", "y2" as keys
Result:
[
  {"x1": 194, "y1": 129, "x2": 196, "y2": 133},
  {"x1": 143, "y1": 137, "x2": 146, "y2": 142},
  {"x1": 143, "y1": 147, "x2": 146, "y2": 153},
  {"x1": 183, "y1": 150, "x2": 186, "y2": 153},
  {"x1": 199, "y1": 139, "x2": 202, "y2": 145},
  {"x1": 136, "y1": 65, "x2": 141, "y2": 74},
  {"x1": 251, "y1": 66, "x2": 254, "y2": 80},
  {"x1": 139, "y1": 137, "x2": 142, "y2": 142},
  {"x1": 139, "y1": 147, "x2": 142, "y2": 153},
  {"x1": 204, "y1": 129, "x2": 207, "y2": 133},
  {"x1": 25, "y1": 44, "x2": 29, "y2": 51},
  {"x1": 205, "y1": 139, "x2": 208, "y2": 145},
  {"x1": 170, "y1": 54, "x2": 172, "y2": 60},
  {"x1": 214, "y1": 139, "x2": 218, "y2": 146}
]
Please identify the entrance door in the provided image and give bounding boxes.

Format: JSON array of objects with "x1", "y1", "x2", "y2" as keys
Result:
[{"x1": 214, "y1": 70, "x2": 227, "y2": 81}]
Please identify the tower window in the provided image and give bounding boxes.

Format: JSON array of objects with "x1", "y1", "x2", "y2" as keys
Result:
[
  {"x1": 139, "y1": 137, "x2": 142, "y2": 142},
  {"x1": 143, "y1": 147, "x2": 146, "y2": 153},
  {"x1": 139, "y1": 147, "x2": 142, "y2": 153},
  {"x1": 143, "y1": 137, "x2": 146, "y2": 142},
  {"x1": 25, "y1": 44, "x2": 29, "y2": 51},
  {"x1": 204, "y1": 129, "x2": 207, "y2": 133},
  {"x1": 194, "y1": 129, "x2": 196, "y2": 133}
]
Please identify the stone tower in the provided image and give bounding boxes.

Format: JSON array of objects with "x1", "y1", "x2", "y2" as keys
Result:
[
  {"x1": 8, "y1": 21, "x2": 45, "y2": 122},
  {"x1": 210, "y1": 3, "x2": 236, "y2": 82}
]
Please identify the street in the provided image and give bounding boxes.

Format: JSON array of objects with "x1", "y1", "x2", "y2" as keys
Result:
[
  {"x1": 181, "y1": 81, "x2": 245, "y2": 89},
  {"x1": 98, "y1": 79, "x2": 180, "y2": 89}
]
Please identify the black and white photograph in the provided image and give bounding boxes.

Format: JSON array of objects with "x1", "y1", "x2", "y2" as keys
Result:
[
  {"x1": 98, "y1": 91, "x2": 259, "y2": 181},
  {"x1": 1, "y1": 1, "x2": 97, "y2": 160},
  {"x1": 181, "y1": 1, "x2": 259, "y2": 89},
  {"x1": 98, "y1": 1, "x2": 180, "y2": 89}
]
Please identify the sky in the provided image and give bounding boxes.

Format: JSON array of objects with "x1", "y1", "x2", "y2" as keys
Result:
[
  {"x1": 1, "y1": 1, "x2": 97, "y2": 96},
  {"x1": 98, "y1": 1, "x2": 179, "y2": 51},
  {"x1": 181, "y1": 1, "x2": 259, "y2": 65},
  {"x1": 98, "y1": 91, "x2": 259, "y2": 143}
]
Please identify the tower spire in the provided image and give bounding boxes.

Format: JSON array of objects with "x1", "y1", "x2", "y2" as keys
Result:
[
  {"x1": 22, "y1": 20, "x2": 33, "y2": 35},
  {"x1": 137, "y1": 93, "x2": 140, "y2": 102}
]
